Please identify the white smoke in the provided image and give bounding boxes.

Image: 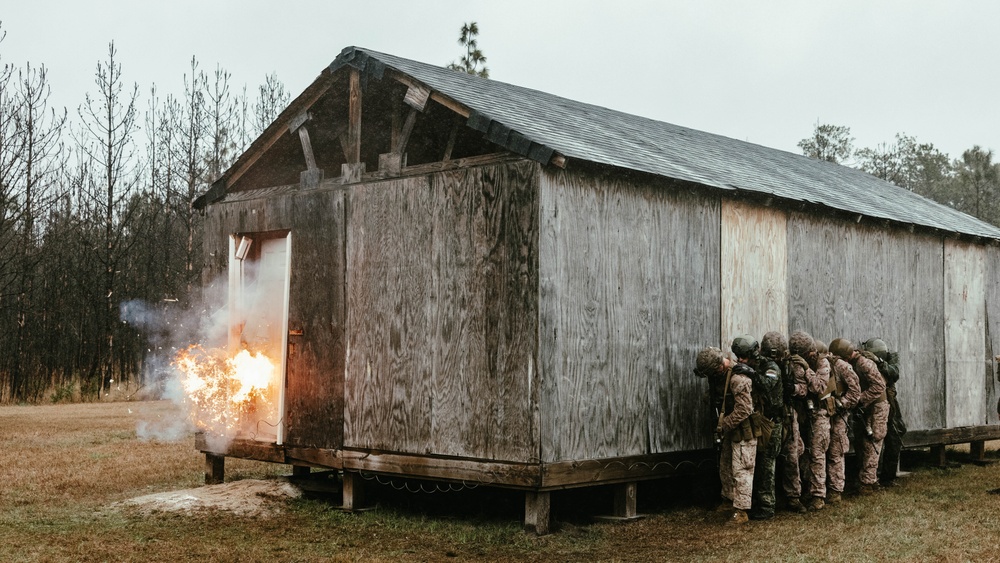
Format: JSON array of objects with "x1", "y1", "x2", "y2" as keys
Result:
[{"x1": 120, "y1": 275, "x2": 230, "y2": 442}]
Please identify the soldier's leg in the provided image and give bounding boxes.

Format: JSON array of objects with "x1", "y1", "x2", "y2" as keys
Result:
[
  {"x1": 860, "y1": 401, "x2": 890, "y2": 487},
  {"x1": 808, "y1": 414, "x2": 831, "y2": 502},
  {"x1": 879, "y1": 402, "x2": 903, "y2": 484},
  {"x1": 751, "y1": 425, "x2": 782, "y2": 519},
  {"x1": 781, "y1": 410, "x2": 803, "y2": 498},
  {"x1": 827, "y1": 413, "x2": 849, "y2": 494},
  {"x1": 732, "y1": 438, "x2": 757, "y2": 511},
  {"x1": 720, "y1": 436, "x2": 735, "y2": 504}
]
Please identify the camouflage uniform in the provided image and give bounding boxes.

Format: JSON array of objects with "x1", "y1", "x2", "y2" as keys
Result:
[
  {"x1": 719, "y1": 367, "x2": 757, "y2": 511},
  {"x1": 852, "y1": 353, "x2": 889, "y2": 488},
  {"x1": 827, "y1": 356, "x2": 861, "y2": 496},
  {"x1": 781, "y1": 356, "x2": 809, "y2": 502},
  {"x1": 804, "y1": 355, "x2": 832, "y2": 502},
  {"x1": 748, "y1": 355, "x2": 784, "y2": 519}
]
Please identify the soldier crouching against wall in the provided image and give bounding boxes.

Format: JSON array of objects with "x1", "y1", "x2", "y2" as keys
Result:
[
  {"x1": 823, "y1": 338, "x2": 861, "y2": 503},
  {"x1": 746, "y1": 332, "x2": 786, "y2": 520},
  {"x1": 863, "y1": 338, "x2": 906, "y2": 487},
  {"x1": 791, "y1": 331, "x2": 832, "y2": 510},
  {"x1": 832, "y1": 338, "x2": 889, "y2": 495},
  {"x1": 696, "y1": 346, "x2": 757, "y2": 525}
]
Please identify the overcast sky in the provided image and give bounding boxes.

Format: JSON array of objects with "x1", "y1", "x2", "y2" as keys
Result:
[{"x1": 3, "y1": 1, "x2": 998, "y2": 162}]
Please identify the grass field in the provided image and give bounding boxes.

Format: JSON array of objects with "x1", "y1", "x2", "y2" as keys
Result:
[{"x1": 3, "y1": 400, "x2": 1000, "y2": 562}]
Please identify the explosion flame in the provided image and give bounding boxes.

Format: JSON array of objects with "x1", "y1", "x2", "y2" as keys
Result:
[{"x1": 173, "y1": 344, "x2": 279, "y2": 444}]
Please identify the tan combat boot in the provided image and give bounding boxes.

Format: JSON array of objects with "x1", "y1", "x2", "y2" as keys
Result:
[
  {"x1": 826, "y1": 491, "x2": 842, "y2": 504},
  {"x1": 807, "y1": 496, "x2": 825, "y2": 511},
  {"x1": 728, "y1": 509, "x2": 749, "y2": 525}
]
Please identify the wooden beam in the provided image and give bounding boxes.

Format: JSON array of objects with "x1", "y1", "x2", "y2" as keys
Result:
[
  {"x1": 395, "y1": 107, "x2": 418, "y2": 156},
  {"x1": 342, "y1": 471, "x2": 366, "y2": 511},
  {"x1": 339, "y1": 448, "x2": 541, "y2": 488},
  {"x1": 205, "y1": 453, "x2": 225, "y2": 485},
  {"x1": 224, "y1": 77, "x2": 334, "y2": 190},
  {"x1": 613, "y1": 482, "x2": 638, "y2": 518},
  {"x1": 902, "y1": 425, "x2": 1000, "y2": 447},
  {"x1": 347, "y1": 68, "x2": 362, "y2": 164},
  {"x1": 298, "y1": 127, "x2": 318, "y2": 171},
  {"x1": 549, "y1": 153, "x2": 567, "y2": 169},
  {"x1": 540, "y1": 450, "x2": 716, "y2": 489},
  {"x1": 403, "y1": 83, "x2": 431, "y2": 111},
  {"x1": 442, "y1": 116, "x2": 460, "y2": 161},
  {"x1": 430, "y1": 92, "x2": 471, "y2": 118},
  {"x1": 524, "y1": 491, "x2": 551, "y2": 535}
]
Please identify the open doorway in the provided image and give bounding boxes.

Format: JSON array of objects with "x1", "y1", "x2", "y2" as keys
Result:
[{"x1": 229, "y1": 231, "x2": 292, "y2": 444}]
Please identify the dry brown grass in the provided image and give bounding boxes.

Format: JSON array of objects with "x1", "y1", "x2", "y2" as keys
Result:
[{"x1": 4, "y1": 401, "x2": 1000, "y2": 562}]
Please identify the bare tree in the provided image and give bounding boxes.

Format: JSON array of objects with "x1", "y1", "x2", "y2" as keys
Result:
[
  {"x1": 253, "y1": 71, "x2": 289, "y2": 135},
  {"x1": 75, "y1": 42, "x2": 142, "y2": 396}
]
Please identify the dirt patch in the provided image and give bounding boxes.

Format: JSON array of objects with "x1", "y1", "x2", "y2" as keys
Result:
[{"x1": 115, "y1": 479, "x2": 302, "y2": 517}]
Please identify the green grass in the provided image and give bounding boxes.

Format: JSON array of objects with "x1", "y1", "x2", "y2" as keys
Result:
[{"x1": 3, "y1": 401, "x2": 1000, "y2": 561}]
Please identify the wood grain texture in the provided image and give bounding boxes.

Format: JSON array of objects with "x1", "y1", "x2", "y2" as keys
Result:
[
  {"x1": 786, "y1": 213, "x2": 945, "y2": 431},
  {"x1": 984, "y1": 245, "x2": 1000, "y2": 426},
  {"x1": 720, "y1": 200, "x2": 788, "y2": 344},
  {"x1": 944, "y1": 240, "x2": 987, "y2": 427},
  {"x1": 344, "y1": 160, "x2": 539, "y2": 462},
  {"x1": 202, "y1": 189, "x2": 346, "y2": 449},
  {"x1": 538, "y1": 169, "x2": 720, "y2": 462}
]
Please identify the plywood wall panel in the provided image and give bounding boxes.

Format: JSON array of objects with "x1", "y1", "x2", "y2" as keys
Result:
[
  {"x1": 538, "y1": 169, "x2": 720, "y2": 462},
  {"x1": 944, "y1": 241, "x2": 987, "y2": 427},
  {"x1": 787, "y1": 213, "x2": 945, "y2": 431},
  {"x1": 720, "y1": 200, "x2": 788, "y2": 344}
]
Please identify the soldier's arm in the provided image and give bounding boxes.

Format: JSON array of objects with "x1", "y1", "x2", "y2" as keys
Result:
[
  {"x1": 882, "y1": 352, "x2": 900, "y2": 385},
  {"x1": 857, "y1": 357, "x2": 886, "y2": 407},
  {"x1": 719, "y1": 375, "x2": 753, "y2": 433},
  {"x1": 839, "y1": 362, "x2": 862, "y2": 410}
]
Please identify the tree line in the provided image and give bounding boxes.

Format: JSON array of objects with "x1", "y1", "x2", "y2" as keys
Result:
[
  {"x1": 0, "y1": 28, "x2": 289, "y2": 403},
  {"x1": 798, "y1": 123, "x2": 1000, "y2": 226}
]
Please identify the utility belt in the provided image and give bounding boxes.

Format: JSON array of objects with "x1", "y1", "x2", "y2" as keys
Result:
[{"x1": 730, "y1": 411, "x2": 775, "y2": 443}]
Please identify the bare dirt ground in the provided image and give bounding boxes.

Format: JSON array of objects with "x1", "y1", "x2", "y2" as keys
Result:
[{"x1": 114, "y1": 478, "x2": 302, "y2": 517}]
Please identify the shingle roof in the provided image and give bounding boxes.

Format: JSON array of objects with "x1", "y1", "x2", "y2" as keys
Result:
[{"x1": 331, "y1": 46, "x2": 1000, "y2": 240}]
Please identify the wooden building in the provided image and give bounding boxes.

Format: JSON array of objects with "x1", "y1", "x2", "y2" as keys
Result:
[{"x1": 193, "y1": 47, "x2": 1000, "y2": 532}]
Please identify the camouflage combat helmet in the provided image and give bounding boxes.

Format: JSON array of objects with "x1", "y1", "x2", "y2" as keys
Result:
[
  {"x1": 814, "y1": 339, "x2": 828, "y2": 355},
  {"x1": 862, "y1": 338, "x2": 889, "y2": 360},
  {"x1": 761, "y1": 331, "x2": 788, "y2": 360},
  {"x1": 731, "y1": 335, "x2": 759, "y2": 360},
  {"x1": 829, "y1": 338, "x2": 854, "y2": 360},
  {"x1": 695, "y1": 346, "x2": 725, "y2": 378},
  {"x1": 788, "y1": 330, "x2": 815, "y2": 357}
]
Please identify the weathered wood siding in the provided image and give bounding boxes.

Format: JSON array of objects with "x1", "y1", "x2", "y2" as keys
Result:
[
  {"x1": 786, "y1": 213, "x2": 945, "y2": 432},
  {"x1": 720, "y1": 200, "x2": 788, "y2": 343},
  {"x1": 202, "y1": 189, "x2": 346, "y2": 449},
  {"x1": 344, "y1": 160, "x2": 539, "y2": 462},
  {"x1": 538, "y1": 169, "x2": 720, "y2": 462},
  {"x1": 984, "y1": 245, "x2": 1000, "y2": 426},
  {"x1": 944, "y1": 240, "x2": 987, "y2": 427}
]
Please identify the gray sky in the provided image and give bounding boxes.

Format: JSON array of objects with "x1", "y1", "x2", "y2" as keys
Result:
[{"x1": 3, "y1": 0, "x2": 998, "y2": 161}]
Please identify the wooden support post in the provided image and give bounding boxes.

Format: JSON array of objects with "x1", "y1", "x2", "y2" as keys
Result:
[
  {"x1": 378, "y1": 153, "x2": 403, "y2": 174},
  {"x1": 292, "y1": 465, "x2": 311, "y2": 478},
  {"x1": 930, "y1": 444, "x2": 947, "y2": 467},
  {"x1": 341, "y1": 471, "x2": 365, "y2": 511},
  {"x1": 442, "y1": 116, "x2": 460, "y2": 162},
  {"x1": 613, "y1": 482, "x2": 638, "y2": 519},
  {"x1": 347, "y1": 69, "x2": 362, "y2": 164},
  {"x1": 341, "y1": 162, "x2": 366, "y2": 183},
  {"x1": 205, "y1": 453, "x2": 225, "y2": 485},
  {"x1": 971, "y1": 440, "x2": 986, "y2": 462},
  {"x1": 524, "y1": 491, "x2": 551, "y2": 535},
  {"x1": 394, "y1": 107, "x2": 418, "y2": 157}
]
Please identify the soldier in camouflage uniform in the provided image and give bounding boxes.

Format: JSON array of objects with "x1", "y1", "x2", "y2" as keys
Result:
[
  {"x1": 835, "y1": 338, "x2": 890, "y2": 494},
  {"x1": 743, "y1": 333, "x2": 786, "y2": 520},
  {"x1": 823, "y1": 338, "x2": 861, "y2": 503},
  {"x1": 790, "y1": 331, "x2": 832, "y2": 510},
  {"x1": 863, "y1": 338, "x2": 906, "y2": 486},
  {"x1": 780, "y1": 333, "x2": 811, "y2": 513},
  {"x1": 696, "y1": 346, "x2": 757, "y2": 525}
]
